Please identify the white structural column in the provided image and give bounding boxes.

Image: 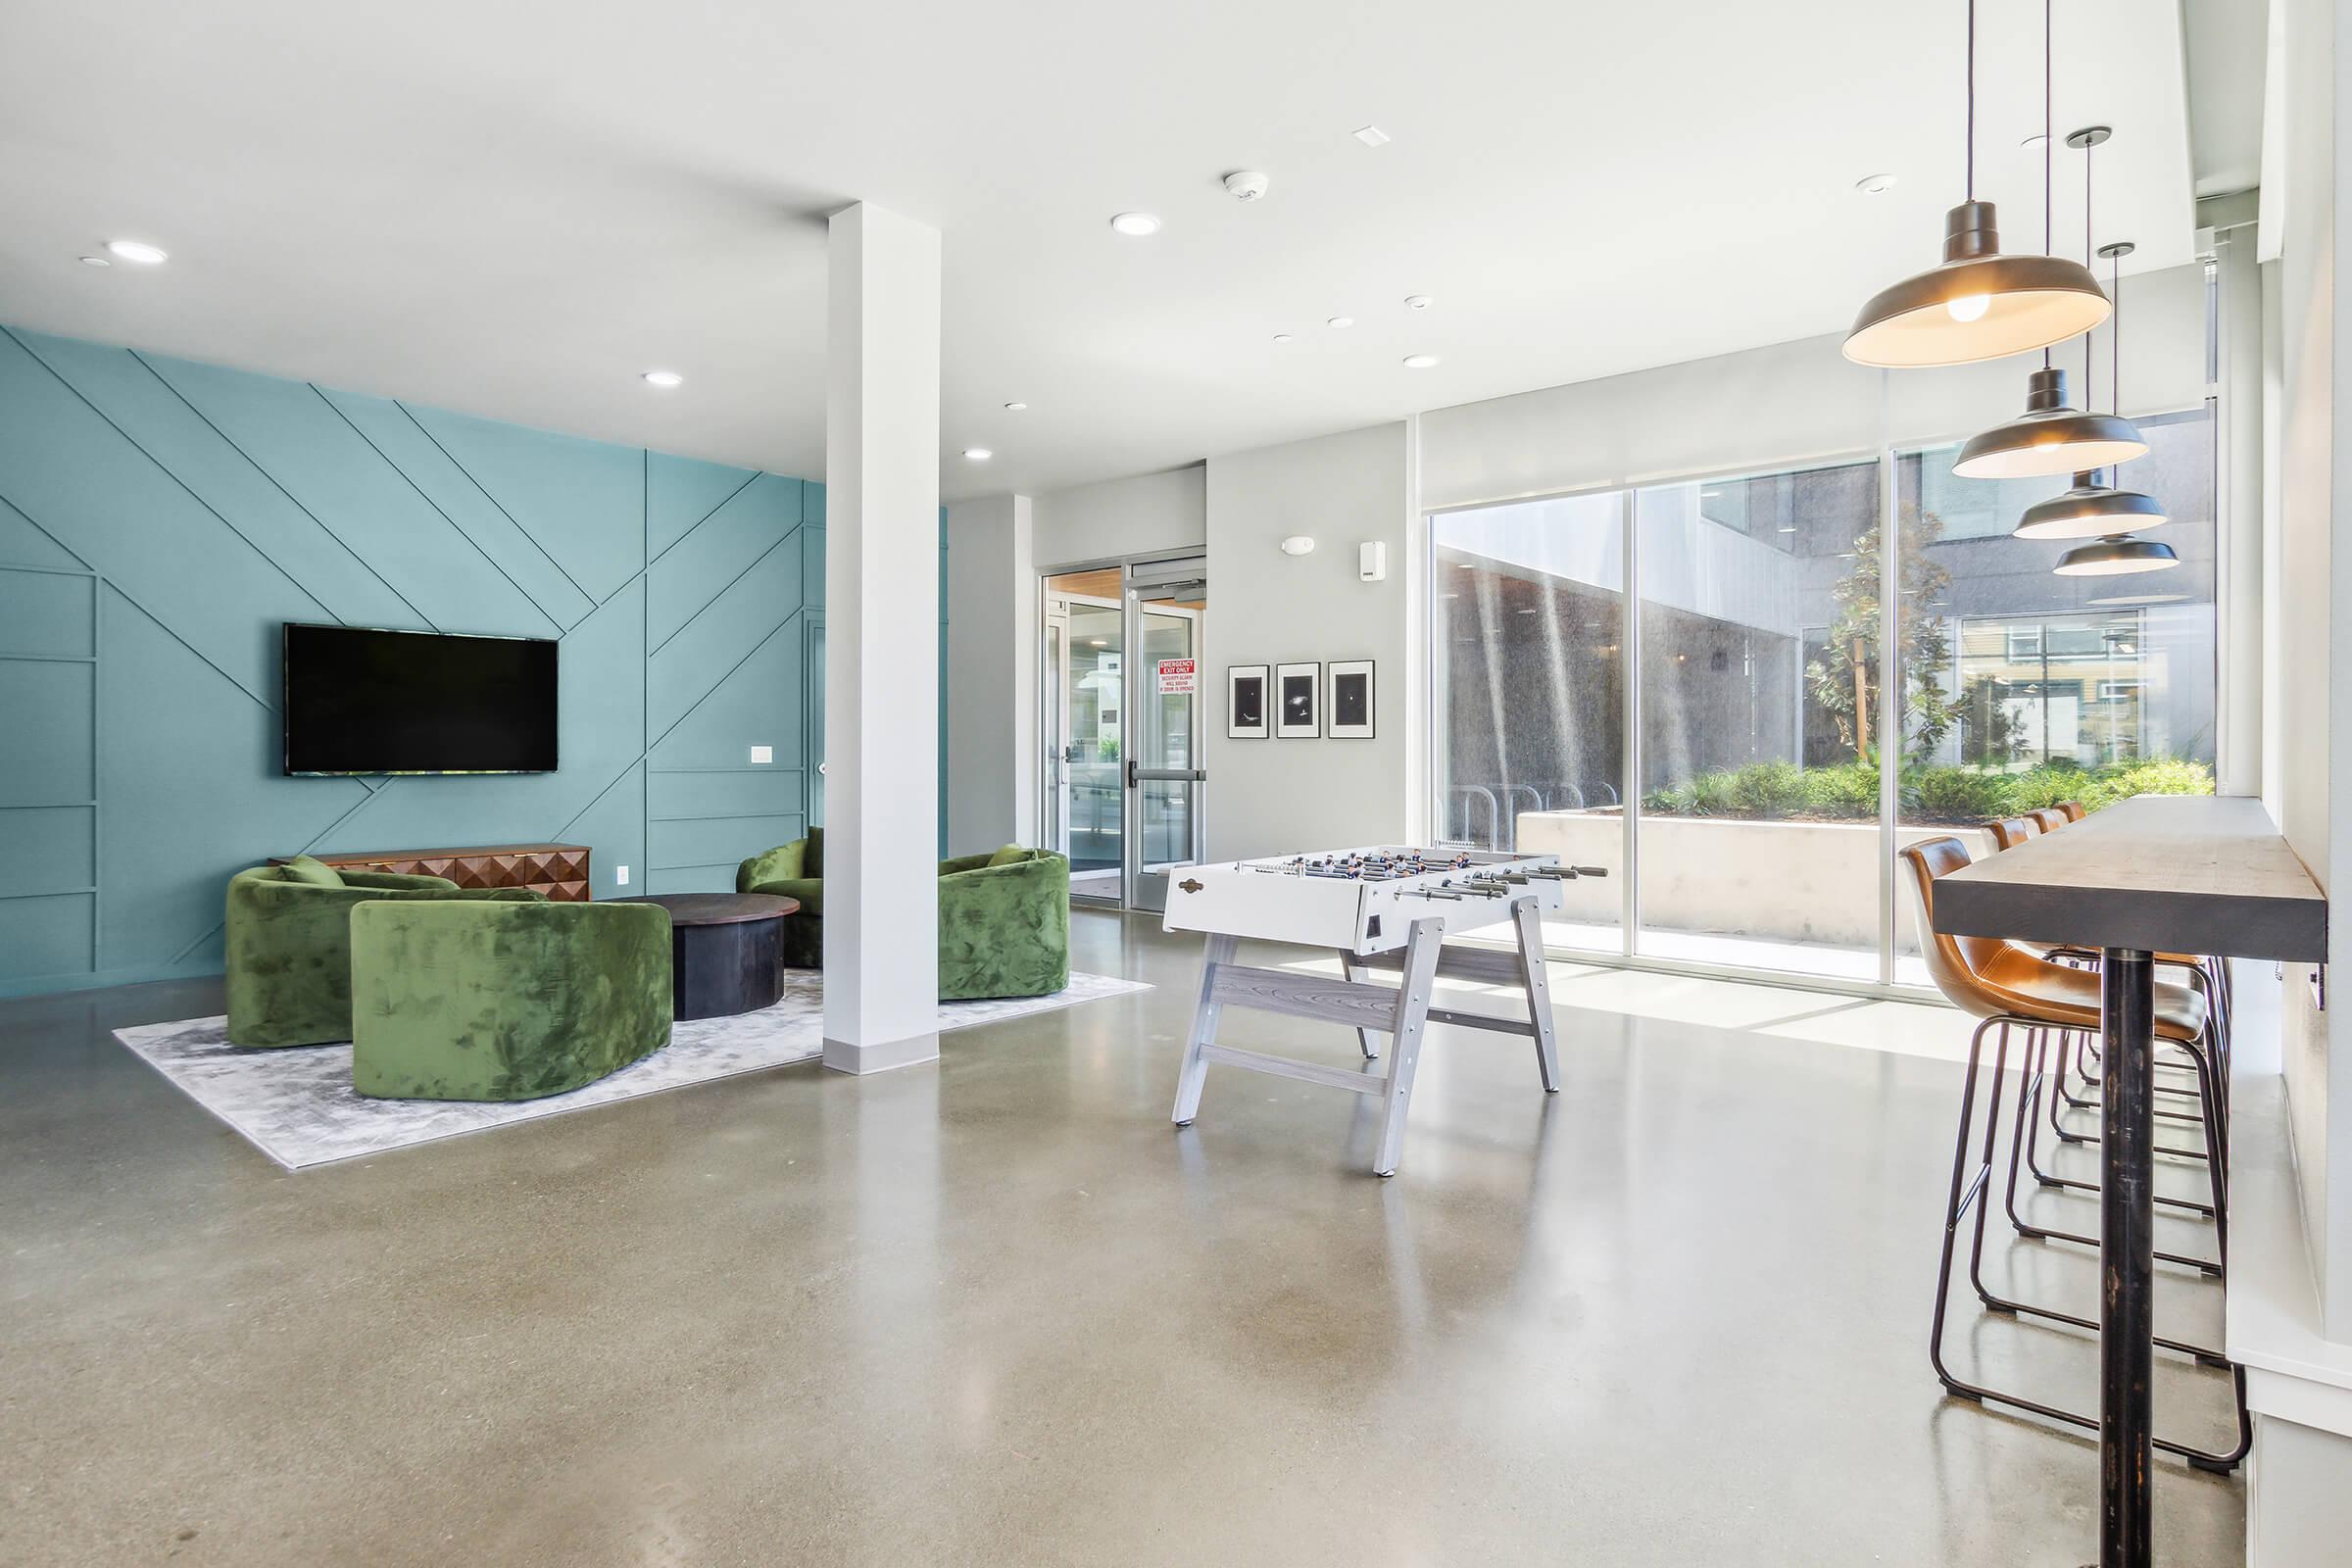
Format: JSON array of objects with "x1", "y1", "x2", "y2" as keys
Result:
[{"x1": 822, "y1": 201, "x2": 942, "y2": 1074}]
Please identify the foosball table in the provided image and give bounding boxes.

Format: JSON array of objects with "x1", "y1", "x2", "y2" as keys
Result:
[{"x1": 1161, "y1": 847, "x2": 1606, "y2": 1176}]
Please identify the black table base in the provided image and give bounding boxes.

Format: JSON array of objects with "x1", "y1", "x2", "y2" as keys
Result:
[
  {"x1": 2098, "y1": 948, "x2": 2156, "y2": 1568},
  {"x1": 672, "y1": 916, "x2": 784, "y2": 1020}
]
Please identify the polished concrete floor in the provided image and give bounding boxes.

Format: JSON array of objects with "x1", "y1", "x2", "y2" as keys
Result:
[{"x1": 2, "y1": 910, "x2": 2243, "y2": 1566}]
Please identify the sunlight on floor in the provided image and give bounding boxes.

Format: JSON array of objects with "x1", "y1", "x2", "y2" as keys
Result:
[{"x1": 1281, "y1": 949, "x2": 1980, "y2": 1063}]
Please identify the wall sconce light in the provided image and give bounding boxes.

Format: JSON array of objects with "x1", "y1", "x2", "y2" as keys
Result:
[{"x1": 1279, "y1": 536, "x2": 1315, "y2": 557}]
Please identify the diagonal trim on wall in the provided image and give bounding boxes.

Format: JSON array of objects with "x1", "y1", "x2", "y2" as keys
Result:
[
  {"x1": 2, "y1": 329, "x2": 344, "y2": 625},
  {"x1": 4, "y1": 499, "x2": 277, "y2": 714},
  {"x1": 648, "y1": 532, "x2": 795, "y2": 660},
  {"x1": 314, "y1": 388, "x2": 566, "y2": 638},
  {"x1": 122, "y1": 346, "x2": 439, "y2": 630},
  {"x1": 395, "y1": 400, "x2": 598, "y2": 615}
]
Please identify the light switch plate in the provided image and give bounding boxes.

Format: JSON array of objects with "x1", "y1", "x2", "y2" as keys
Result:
[
  {"x1": 750, "y1": 745, "x2": 773, "y2": 764},
  {"x1": 614, "y1": 864, "x2": 630, "y2": 887}
]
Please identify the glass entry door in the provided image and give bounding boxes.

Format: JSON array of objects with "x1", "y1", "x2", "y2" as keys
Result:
[
  {"x1": 1041, "y1": 558, "x2": 1207, "y2": 910},
  {"x1": 1059, "y1": 593, "x2": 1125, "y2": 903},
  {"x1": 1126, "y1": 588, "x2": 1205, "y2": 912}
]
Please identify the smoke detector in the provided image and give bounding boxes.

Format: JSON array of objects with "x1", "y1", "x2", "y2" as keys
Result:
[{"x1": 1224, "y1": 170, "x2": 1271, "y2": 203}]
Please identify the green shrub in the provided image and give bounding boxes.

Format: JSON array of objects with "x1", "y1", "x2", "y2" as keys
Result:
[
  {"x1": 1803, "y1": 762, "x2": 1881, "y2": 817},
  {"x1": 1640, "y1": 755, "x2": 2212, "y2": 824}
]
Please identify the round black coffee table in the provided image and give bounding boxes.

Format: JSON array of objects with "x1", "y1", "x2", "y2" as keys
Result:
[{"x1": 613, "y1": 892, "x2": 800, "y2": 1020}]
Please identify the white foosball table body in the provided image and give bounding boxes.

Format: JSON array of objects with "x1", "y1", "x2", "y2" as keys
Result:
[
  {"x1": 1160, "y1": 848, "x2": 1605, "y2": 1177},
  {"x1": 1160, "y1": 847, "x2": 1570, "y2": 956}
]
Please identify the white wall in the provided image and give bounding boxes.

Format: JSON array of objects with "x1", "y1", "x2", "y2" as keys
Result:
[
  {"x1": 2265, "y1": 0, "x2": 2347, "y2": 1338},
  {"x1": 945, "y1": 493, "x2": 1035, "y2": 855},
  {"x1": 1032, "y1": 464, "x2": 1205, "y2": 569},
  {"x1": 1421, "y1": 264, "x2": 2215, "y2": 513},
  {"x1": 1203, "y1": 422, "x2": 1413, "y2": 860}
]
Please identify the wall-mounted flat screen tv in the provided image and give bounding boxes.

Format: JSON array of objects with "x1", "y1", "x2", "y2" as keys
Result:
[{"x1": 282, "y1": 623, "x2": 559, "y2": 775}]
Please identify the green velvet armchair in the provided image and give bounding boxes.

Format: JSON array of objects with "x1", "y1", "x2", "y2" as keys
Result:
[
  {"x1": 938, "y1": 848, "x2": 1070, "y2": 1001},
  {"x1": 736, "y1": 833, "x2": 1071, "y2": 1001},
  {"x1": 348, "y1": 899, "x2": 673, "y2": 1102},
  {"x1": 223, "y1": 861, "x2": 545, "y2": 1049},
  {"x1": 736, "y1": 827, "x2": 824, "y2": 969}
]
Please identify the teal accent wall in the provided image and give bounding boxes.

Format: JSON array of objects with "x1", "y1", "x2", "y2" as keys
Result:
[{"x1": 0, "y1": 323, "x2": 871, "y2": 999}]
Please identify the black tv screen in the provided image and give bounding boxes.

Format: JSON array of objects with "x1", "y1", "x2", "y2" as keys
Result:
[{"x1": 282, "y1": 623, "x2": 558, "y2": 775}]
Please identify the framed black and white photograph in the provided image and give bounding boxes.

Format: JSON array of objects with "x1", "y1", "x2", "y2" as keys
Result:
[
  {"x1": 1327, "y1": 660, "x2": 1375, "y2": 739},
  {"x1": 1227, "y1": 664, "x2": 1269, "y2": 740},
  {"x1": 1276, "y1": 662, "x2": 1319, "y2": 739}
]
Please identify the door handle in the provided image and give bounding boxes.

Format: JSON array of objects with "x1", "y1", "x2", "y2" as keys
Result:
[{"x1": 1130, "y1": 767, "x2": 1207, "y2": 783}]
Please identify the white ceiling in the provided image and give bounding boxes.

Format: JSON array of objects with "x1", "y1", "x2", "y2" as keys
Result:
[{"x1": 0, "y1": 1, "x2": 2208, "y2": 504}]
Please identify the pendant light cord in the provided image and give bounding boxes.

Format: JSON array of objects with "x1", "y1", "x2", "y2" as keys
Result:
[
  {"x1": 2082, "y1": 137, "x2": 2095, "y2": 410},
  {"x1": 1965, "y1": 0, "x2": 1978, "y2": 201},
  {"x1": 2042, "y1": 0, "x2": 2053, "y2": 367}
]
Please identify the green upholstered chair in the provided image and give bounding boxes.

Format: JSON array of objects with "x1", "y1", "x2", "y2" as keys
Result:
[
  {"x1": 223, "y1": 861, "x2": 544, "y2": 1049},
  {"x1": 737, "y1": 826, "x2": 823, "y2": 969},
  {"x1": 736, "y1": 834, "x2": 1071, "y2": 999},
  {"x1": 938, "y1": 847, "x2": 1070, "y2": 1001},
  {"x1": 347, "y1": 899, "x2": 673, "y2": 1102}
]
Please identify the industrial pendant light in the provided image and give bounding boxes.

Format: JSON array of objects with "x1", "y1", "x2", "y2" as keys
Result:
[
  {"x1": 2053, "y1": 535, "x2": 2179, "y2": 575},
  {"x1": 2053, "y1": 238, "x2": 2177, "y2": 575},
  {"x1": 1952, "y1": 35, "x2": 2148, "y2": 479},
  {"x1": 1843, "y1": 0, "x2": 2111, "y2": 368},
  {"x1": 2016, "y1": 144, "x2": 2168, "y2": 537}
]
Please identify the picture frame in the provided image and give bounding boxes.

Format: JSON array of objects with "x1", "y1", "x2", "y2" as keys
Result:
[
  {"x1": 1327, "y1": 660, "x2": 1375, "y2": 739},
  {"x1": 1276, "y1": 662, "x2": 1320, "y2": 739},
  {"x1": 1227, "y1": 664, "x2": 1269, "y2": 740}
]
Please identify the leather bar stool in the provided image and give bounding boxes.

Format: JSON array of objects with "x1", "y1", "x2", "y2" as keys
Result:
[
  {"x1": 1901, "y1": 836, "x2": 2247, "y2": 1469},
  {"x1": 1980, "y1": 810, "x2": 2222, "y2": 1177}
]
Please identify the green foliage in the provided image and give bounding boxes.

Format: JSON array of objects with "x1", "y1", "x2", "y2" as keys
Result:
[
  {"x1": 1641, "y1": 756, "x2": 2214, "y2": 824},
  {"x1": 1803, "y1": 502, "x2": 1961, "y2": 766}
]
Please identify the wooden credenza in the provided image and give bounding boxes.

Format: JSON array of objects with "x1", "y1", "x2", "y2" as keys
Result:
[{"x1": 275, "y1": 843, "x2": 593, "y2": 902}]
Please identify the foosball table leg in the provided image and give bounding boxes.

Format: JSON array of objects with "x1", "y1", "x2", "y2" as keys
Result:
[
  {"x1": 1372, "y1": 917, "x2": 1446, "y2": 1177},
  {"x1": 1512, "y1": 897, "x2": 1562, "y2": 1094},
  {"x1": 1171, "y1": 933, "x2": 1239, "y2": 1127},
  {"x1": 1339, "y1": 953, "x2": 1382, "y2": 1059}
]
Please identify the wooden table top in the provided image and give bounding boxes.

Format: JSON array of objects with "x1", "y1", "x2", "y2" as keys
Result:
[
  {"x1": 1931, "y1": 795, "x2": 2328, "y2": 961},
  {"x1": 613, "y1": 892, "x2": 801, "y2": 926}
]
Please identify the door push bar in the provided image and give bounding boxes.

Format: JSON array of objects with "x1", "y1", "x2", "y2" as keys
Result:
[{"x1": 1129, "y1": 762, "x2": 1209, "y2": 787}]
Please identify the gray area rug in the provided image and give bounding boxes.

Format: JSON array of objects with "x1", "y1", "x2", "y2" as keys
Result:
[{"x1": 114, "y1": 970, "x2": 1151, "y2": 1170}]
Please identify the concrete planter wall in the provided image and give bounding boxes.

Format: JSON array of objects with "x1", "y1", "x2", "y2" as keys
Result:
[{"x1": 1515, "y1": 811, "x2": 1997, "y2": 950}]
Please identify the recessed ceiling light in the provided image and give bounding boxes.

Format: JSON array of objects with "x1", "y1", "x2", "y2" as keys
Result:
[
  {"x1": 1779, "y1": 525, "x2": 1797, "y2": 533},
  {"x1": 1401, "y1": 354, "x2": 1440, "y2": 368},
  {"x1": 1004, "y1": 402, "x2": 1027, "y2": 412},
  {"x1": 1327, "y1": 316, "x2": 1353, "y2": 328},
  {"x1": 1272, "y1": 333, "x2": 1295, "y2": 344},
  {"x1": 78, "y1": 255, "x2": 111, "y2": 268},
  {"x1": 1854, "y1": 172, "x2": 1897, "y2": 196},
  {"x1": 1352, "y1": 125, "x2": 1391, "y2": 148},
  {"x1": 1109, "y1": 212, "x2": 1160, "y2": 237},
  {"x1": 963, "y1": 447, "x2": 993, "y2": 462},
  {"x1": 105, "y1": 239, "x2": 168, "y2": 265},
  {"x1": 2022, "y1": 133, "x2": 2049, "y2": 151},
  {"x1": 642, "y1": 369, "x2": 683, "y2": 388},
  {"x1": 1404, "y1": 294, "x2": 1433, "y2": 311}
]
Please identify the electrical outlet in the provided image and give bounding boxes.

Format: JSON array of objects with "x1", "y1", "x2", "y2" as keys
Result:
[
  {"x1": 750, "y1": 745, "x2": 773, "y2": 764},
  {"x1": 614, "y1": 864, "x2": 630, "y2": 887}
]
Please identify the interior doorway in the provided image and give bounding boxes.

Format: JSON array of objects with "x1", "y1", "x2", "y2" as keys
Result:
[{"x1": 1041, "y1": 555, "x2": 1207, "y2": 910}]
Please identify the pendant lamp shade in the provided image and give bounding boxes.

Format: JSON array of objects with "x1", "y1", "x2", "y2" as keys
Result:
[
  {"x1": 1844, "y1": 202, "x2": 2112, "y2": 368},
  {"x1": 2052, "y1": 535, "x2": 2180, "y2": 576},
  {"x1": 2013, "y1": 470, "x2": 2168, "y2": 539},
  {"x1": 1953, "y1": 367, "x2": 2147, "y2": 478}
]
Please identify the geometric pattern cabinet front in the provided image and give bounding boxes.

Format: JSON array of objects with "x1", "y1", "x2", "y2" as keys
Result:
[{"x1": 275, "y1": 844, "x2": 592, "y2": 902}]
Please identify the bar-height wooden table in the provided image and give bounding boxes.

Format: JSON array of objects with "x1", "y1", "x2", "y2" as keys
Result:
[{"x1": 1931, "y1": 796, "x2": 2326, "y2": 1568}]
